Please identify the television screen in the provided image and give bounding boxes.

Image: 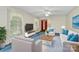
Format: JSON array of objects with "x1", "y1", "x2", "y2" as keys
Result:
[{"x1": 25, "y1": 24, "x2": 33, "y2": 32}]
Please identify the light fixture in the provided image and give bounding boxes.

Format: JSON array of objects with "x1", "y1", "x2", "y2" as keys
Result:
[
  {"x1": 45, "y1": 11, "x2": 51, "y2": 17},
  {"x1": 47, "y1": 11, "x2": 51, "y2": 15},
  {"x1": 61, "y1": 26, "x2": 66, "y2": 29},
  {"x1": 45, "y1": 13, "x2": 49, "y2": 17}
]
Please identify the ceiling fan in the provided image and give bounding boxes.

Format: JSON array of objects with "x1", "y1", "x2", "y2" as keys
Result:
[{"x1": 34, "y1": 9, "x2": 63, "y2": 18}]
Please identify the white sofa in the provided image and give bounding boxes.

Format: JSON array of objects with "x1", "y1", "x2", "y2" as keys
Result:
[
  {"x1": 60, "y1": 30, "x2": 79, "y2": 52},
  {"x1": 11, "y1": 36, "x2": 33, "y2": 52},
  {"x1": 11, "y1": 35, "x2": 42, "y2": 52}
]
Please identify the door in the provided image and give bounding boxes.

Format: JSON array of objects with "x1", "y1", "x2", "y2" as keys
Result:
[{"x1": 41, "y1": 20, "x2": 47, "y2": 31}]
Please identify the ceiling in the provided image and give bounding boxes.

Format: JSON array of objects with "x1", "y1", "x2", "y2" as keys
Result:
[{"x1": 15, "y1": 6, "x2": 75, "y2": 18}]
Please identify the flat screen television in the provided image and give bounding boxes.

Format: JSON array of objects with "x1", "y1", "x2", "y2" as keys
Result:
[{"x1": 25, "y1": 24, "x2": 33, "y2": 32}]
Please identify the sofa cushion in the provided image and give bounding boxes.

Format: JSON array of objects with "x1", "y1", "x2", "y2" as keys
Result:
[
  {"x1": 68, "y1": 30, "x2": 77, "y2": 35},
  {"x1": 62, "y1": 29, "x2": 69, "y2": 35},
  {"x1": 67, "y1": 33, "x2": 74, "y2": 40},
  {"x1": 69, "y1": 34, "x2": 79, "y2": 42}
]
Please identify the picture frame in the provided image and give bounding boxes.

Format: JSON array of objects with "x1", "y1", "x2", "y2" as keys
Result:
[{"x1": 72, "y1": 15, "x2": 79, "y2": 29}]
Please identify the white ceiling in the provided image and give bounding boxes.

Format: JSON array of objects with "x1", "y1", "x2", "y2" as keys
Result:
[{"x1": 15, "y1": 6, "x2": 75, "y2": 18}]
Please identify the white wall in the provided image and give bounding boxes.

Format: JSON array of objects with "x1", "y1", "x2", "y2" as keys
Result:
[
  {"x1": 47, "y1": 16, "x2": 66, "y2": 32},
  {"x1": 0, "y1": 7, "x2": 8, "y2": 28},
  {"x1": 0, "y1": 7, "x2": 66, "y2": 35},
  {"x1": 0, "y1": 7, "x2": 40, "y2": 45},
  {"x1": 0, "y1": 7, "x2": 10, "y2": 45},
  {"x1": 7, "y1": 7, "x2": 40, "y2": 35},
  {"x1": 66, "y1": 7, "x2": 79, "y2": 33}
]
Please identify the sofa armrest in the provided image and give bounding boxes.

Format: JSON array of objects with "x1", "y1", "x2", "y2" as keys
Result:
[
  {"x1": 64, "y1": 41, "x2": 79, "y2": 52},
  {"x1": 64, "y1": 41, "x2": 79, "y2": 45}
]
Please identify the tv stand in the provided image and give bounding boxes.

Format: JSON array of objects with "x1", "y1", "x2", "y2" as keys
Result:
[
  {"x1": 25, "y1": 31, "x2": 38, "y2": 37},
  {"x1": 28, "y1": 31, "x2": 35, "y2": 34}
]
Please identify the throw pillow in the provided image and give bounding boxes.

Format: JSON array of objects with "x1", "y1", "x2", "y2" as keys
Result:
[
  {"x1": 67, "y1": 33, "x2": 74, "y2": 40},
  {"x1": 69, "y1": 34, "x2": 79, "y2": 42},
  {"x1": 62, "y1": 29, "x2": 69, "y2": 35}
]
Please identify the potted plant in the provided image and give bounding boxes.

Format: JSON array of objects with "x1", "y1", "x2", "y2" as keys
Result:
[{"x1": 0, "y1": 27, "x2": 6, "y2": 48}]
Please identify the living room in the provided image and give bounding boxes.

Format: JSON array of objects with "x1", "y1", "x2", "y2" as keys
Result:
[{"x1": 0, "y1": 6, "x2": 79, "y2": 52}]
